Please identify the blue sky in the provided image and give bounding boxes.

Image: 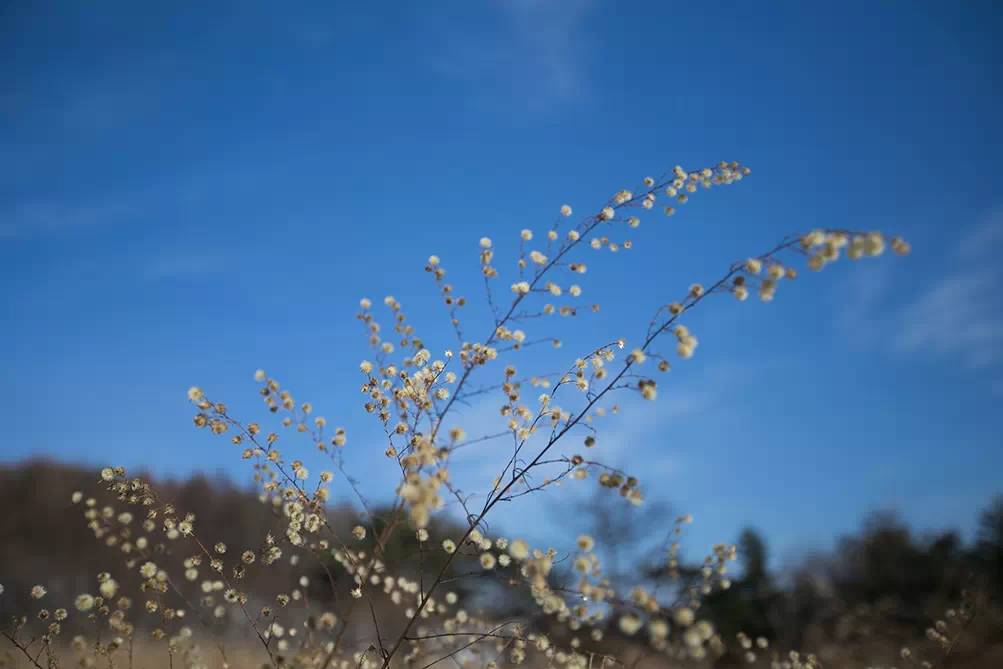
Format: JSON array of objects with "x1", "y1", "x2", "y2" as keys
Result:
[{"x1": 3, "y1": 1, "x2": 1002, "y2": 564}]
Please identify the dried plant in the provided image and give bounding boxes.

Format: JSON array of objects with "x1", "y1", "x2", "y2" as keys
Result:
[{"x1": 3, "y1": 161, "x2": 934, "y2": 669}]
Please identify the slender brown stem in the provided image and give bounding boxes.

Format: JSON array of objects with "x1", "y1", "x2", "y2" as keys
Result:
[{"x1": 0, "y1": 631, "x2": 46, "y2": 669}]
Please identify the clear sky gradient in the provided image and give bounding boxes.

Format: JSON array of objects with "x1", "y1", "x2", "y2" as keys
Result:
[{"x1": 3, "y1": 1, "x2": 1002, "y2": 563}]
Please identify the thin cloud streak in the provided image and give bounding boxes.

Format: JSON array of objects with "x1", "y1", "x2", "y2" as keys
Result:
[
  {"x1": 0, "y1": 199, "x2": 135, "y2": 239},
  {"x1": 841, "y1": 207, "x2": 1003, "y2": 371},
  {"x1": 894, "y1": 210, "x2": 1003, "y2": 369},
  {"x1": 427, "y1": 0, "x2": 598, "y2": 114},
  {"x1": 143, "y1": 252, "x2": 228, "y2": 281},
  {"x1": 893, "y1": 269, "x2": 1003, "y2": 368}
]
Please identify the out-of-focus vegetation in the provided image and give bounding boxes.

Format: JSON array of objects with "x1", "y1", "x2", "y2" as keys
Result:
[{"x1": 3, "y1": 460, "x2": 1000, "y2": 668}]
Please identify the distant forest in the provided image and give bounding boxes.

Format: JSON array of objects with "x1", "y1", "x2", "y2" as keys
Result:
[{"x1": 2, "y1": 459, "x2": 1000, "y2": 668}]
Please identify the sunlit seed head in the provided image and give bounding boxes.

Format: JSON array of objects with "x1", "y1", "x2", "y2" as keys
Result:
[
  {"x1": 99, "y1": 579, "x2": 119, "y2": 599},
  {"x1": 864, "y1": 232, "x2": 886, "y2": 256},
  {"x1": 674, "y1": 607, "x2": 695, "y2": 627},
  {"x1": 509, "y1": 539, "x2": 529, "y2": 560},
  {"x1": 619, "y1": 614, "x2": 642, "y2": 636},
  {"x1": 759, "y1": 279, "x2": 777, "y2": 302},
  {"x1": 639, "y1": 379, "x2": 657, "y2": 400}
]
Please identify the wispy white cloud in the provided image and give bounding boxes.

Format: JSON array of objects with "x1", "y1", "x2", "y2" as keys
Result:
[
  {"x1": 143, "y1": 252, "x2": 228, "y2": 281},
  {"x1": 58, "y1": 85, "x2": 155, "y2": 134},
  {"x1": 957, "y1": 206, "x2": 1003, "y2": 259},
  {"x1": 594, "y1": 359, "x2": 762, "y2": 475},
  {"x1": 0, "y1": 199, "x2": 134, "y2": 239},
  {"x1": 497, "y1": 0, "x2": 596, "y2": 103},
  {"x1": 894, "y1": 210, "x2": 1003, "y2": 369},
  {"x1": 3, "y1": 65, "x2": 163, "y2": 138},
  {"x1": 287, "y1": 23, "x2": 336, "y2": 51},
  {"x1": 446, "y1": 359, "x2": 757, "y2": 494},
  {"x1": 841, "y1": 207, "x2": 1003, "y2": 371},
  {"x1": 428, "y1": 0, "x2": 598, "y2": 113},
  {"x1": 894, "y1": 268, "x2": 1002, "y2": 368}
]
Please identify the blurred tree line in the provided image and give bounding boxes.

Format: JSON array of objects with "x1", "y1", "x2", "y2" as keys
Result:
[
  {"x1": 535, "y1": 488, "x2": 1003, "y2": 667},
  {"x1": 0, "y1": 460, "x2": 480, "y2": 638},
  {"x1": 661, "y1": 502, "x2": 1003, "y2": 666},
  {"x1": 0, "y1": 460, "x2": 301, "y2": 628},
  {"x1": 2, "y1": 460, "x2": 1001, "y2": 666}
]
